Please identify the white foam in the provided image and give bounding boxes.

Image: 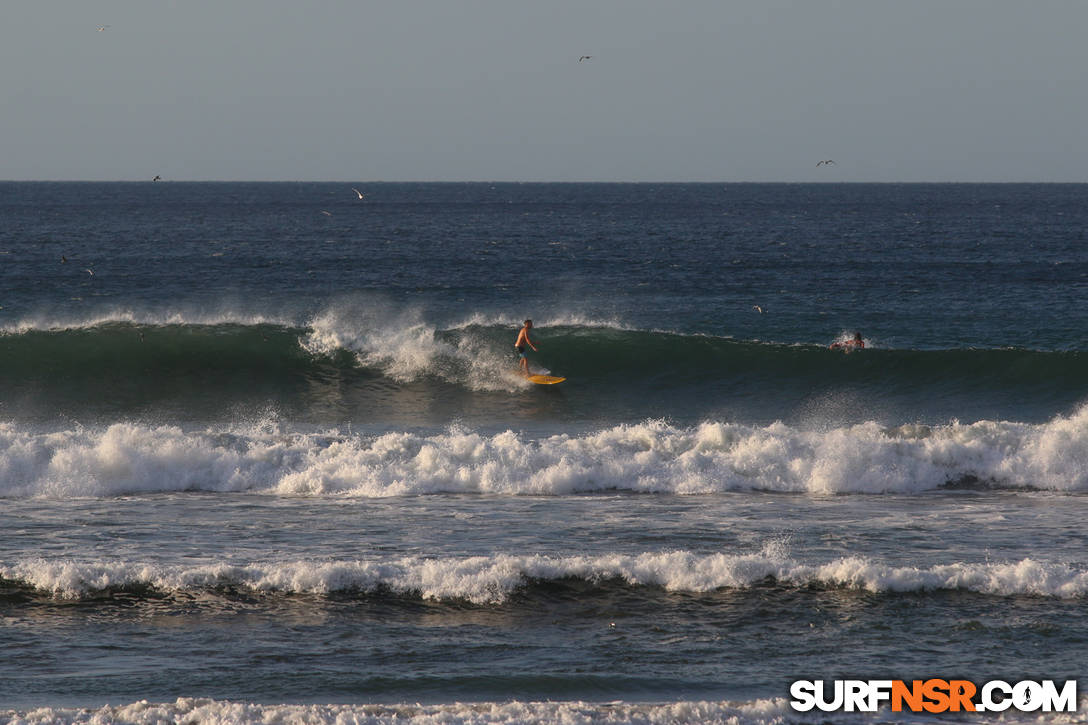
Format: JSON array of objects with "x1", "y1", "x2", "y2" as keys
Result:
[
  {"x1": 6, "y1": 694, "x2": 1085, "y2": 725},
  {"x1": 280, "y1": 412, "x2": 1088, "y2": 496},
  {"x1": 298, "y1": 303, "x2": 632, "y2": 393},
  {"x1": 5, "y1": 548, "x2": 1087, "y2": 603},
  {"x1": 0, "y1": 697, "x2": 797, "y2": 725},
  {"x1": 0, "y1": 422, "x2": 291, "y2": 498},
  {"x1": 4, "y1": 409, "x2": 1088, "y2": 499},
  {"x1": 299, "y1": 303, "x2": 535, "y2": 392}
]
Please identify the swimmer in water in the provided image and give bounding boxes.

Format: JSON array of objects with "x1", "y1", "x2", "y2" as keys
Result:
[{"x1": 830, "y1": 332, "x2": 865, "y2": 351}]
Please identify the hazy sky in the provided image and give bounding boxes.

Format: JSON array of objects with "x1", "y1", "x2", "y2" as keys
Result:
[{"x1": 4, "y1": 1, "x2": 1087, "y2": 181}]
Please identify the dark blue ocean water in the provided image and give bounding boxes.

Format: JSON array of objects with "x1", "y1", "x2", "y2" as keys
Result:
[
  {"x1": 5, "y1": 182, "x2": 1087, "y2": 350},
  {"x1": 2, "y1": 183, "x2": 1087, "y2": 723}
]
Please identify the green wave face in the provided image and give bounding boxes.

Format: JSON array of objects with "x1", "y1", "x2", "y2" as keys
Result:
[{"x1": 2, "y1": 322, "x2": 1083, "y2": 426}]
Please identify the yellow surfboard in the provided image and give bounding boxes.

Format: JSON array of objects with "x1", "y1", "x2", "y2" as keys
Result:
[{"x1": 528, "y1": 374, "x2": 566, "y2": 385}]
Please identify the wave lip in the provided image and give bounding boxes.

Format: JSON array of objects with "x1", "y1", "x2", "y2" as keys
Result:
[{"x1": 5, "y1": 550, "x2": 1088, "y2": 604}]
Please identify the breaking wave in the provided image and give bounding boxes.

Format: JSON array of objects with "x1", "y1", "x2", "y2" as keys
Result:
[
  {"x1": 3, "y1": 406, "x2": 1088, "y2": 499},
  {"x1": 5, "y1": 548, "x2": 1088, "y2": 604},
  {"x1": 2, "y1": 306, "x2": 1086, "y2": 403}
]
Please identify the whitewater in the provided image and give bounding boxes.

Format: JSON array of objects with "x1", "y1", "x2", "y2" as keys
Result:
[
  {"x1": 9, "y1": 549, "x2": 1088, "y2": 603},
  {"x1": 3, "y1": 409, "x2": 1088, "y2": 499}
]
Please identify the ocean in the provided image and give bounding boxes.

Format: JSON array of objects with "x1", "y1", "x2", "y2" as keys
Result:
[{"x1": 1, "y1": 181, "x2": 1087, "y2": 724}]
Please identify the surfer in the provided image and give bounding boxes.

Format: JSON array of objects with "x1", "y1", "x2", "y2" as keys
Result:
[
  {"x1": 830, "y1": 332, "x2": 865, "y2": 351},
  {"x1": 514, "y1": 319, "x2": 538, "y2": 377}
]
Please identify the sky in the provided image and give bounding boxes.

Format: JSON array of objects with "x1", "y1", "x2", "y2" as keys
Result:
[{"x1": 3, "y1": 1, "x2": 1087, "y2": 182}]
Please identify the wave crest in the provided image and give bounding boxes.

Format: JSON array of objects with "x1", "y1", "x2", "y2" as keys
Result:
[{"x1": 5, "y1": 549, "x2": 1087, "y2": 603}]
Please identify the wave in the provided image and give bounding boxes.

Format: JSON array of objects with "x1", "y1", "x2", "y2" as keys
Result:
[
  {"x1": 0, "y1": 309, "x2": 632, "y2": 411},
  {"x1": 5, "y1": 548, "x2": 1088, "y2": 603},
  {"x1": 0, "y1": 321, "x2": 318, "y2": 383},
  {"x1": 0, "y1": 306, "x2": 299, "y2": 335},
  {"x1": 3, "y1": 309, "x2": 1086, "y2": 400},
  {"x1": 3, "y1": 408, "x2": 1088, "y2": 498}
]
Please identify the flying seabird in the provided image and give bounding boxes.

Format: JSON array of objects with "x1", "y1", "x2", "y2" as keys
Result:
[
  {"x1": 579, "y1": 55, "x2": 592, "y2": 62},
  {"x1": 85, "y1": 268, "x2": 95, "y2": 276},
  {"x1": 753, "y1": 305, "x2": 763, "y2": 314},
  {"x1": 321, "y1": 210, "x2": 333, "y2": 216},
  {"x1": 816, "y1": 159, "x2": 836, "y2": 166},
  {"x1": 152, "y1": 175, "x2": 161, "y2": 181},
  {"x1": 352, "y1": 188, "x2": 364, "y2": 200}
]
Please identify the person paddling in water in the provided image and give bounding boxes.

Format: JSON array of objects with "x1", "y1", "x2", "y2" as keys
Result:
[
  {"x1": 830, "y1": 332, "x2": 865, "y2": 351},
  {"x1": 514, "y1": 319, "x2": 539, "y2": 377}
]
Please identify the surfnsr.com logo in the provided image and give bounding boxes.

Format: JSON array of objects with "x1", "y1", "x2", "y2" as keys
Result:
[{"x1": 790, "y1": 679, "x2": 1077, "y2": 714}]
